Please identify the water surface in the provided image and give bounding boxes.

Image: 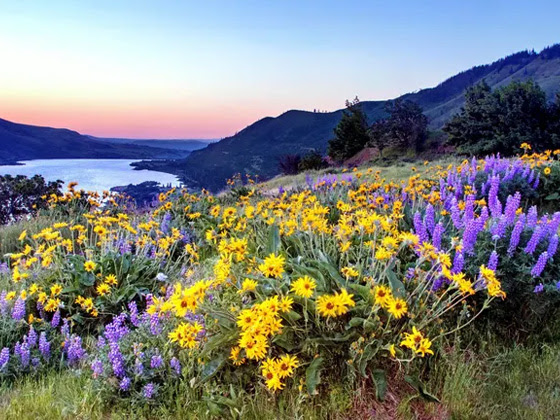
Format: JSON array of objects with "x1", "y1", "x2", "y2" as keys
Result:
[{"x1": 0, "y1": 159, "x2": 180, "y2": 192}]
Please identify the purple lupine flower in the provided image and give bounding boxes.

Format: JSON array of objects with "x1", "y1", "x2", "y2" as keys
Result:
[
  {"x1": 91, "y1": 359, "x2": 103, "y2": 378},
  {"x1": 149, "y1": 314, "x2": 162, "y2": 336},
  {"x1": 487, "y1": 251, "x2": 499, "y2": 271},
  {"x1": 533, "y1": 172, "x2": 540, "y2": 189},
  {"x1": 462, "y1": 195, "x2": 475, "y2": 225},
  {"x1": 413, "y1": 211, "x2": 428, "y2": 244},
  {"x1": 65, "y1": 335, "x2": 87, "y2": 365},
  {"x1": 31, "y1": 357, "x2": 40, "y2": 369},
  {"x1": 452, "y1": 251, "x2": 464, "y2": 274},
  {"x1": 19, "y1": 341, "x2": 30, "y2": 368},
  {"x1": 462, "y1": 219, "x2": 480, "y2": 255},
  {"x1": 170, "y1": 357, "x2": 181, "y2": 375},
  {"x1": 405, "y1": 268, "x2": 416, "y2": 281},
  {"x1": 134, "y1": 359, "x2": 144, "y2": 375},
  {"x1": 556, "y1": 281, "x2": 560, "y2": 291},
  {"x1": 161, "y1": 212, "x2": 172, "y2": 234},
  {"x1": 424, "y1": 204, "x2": 435, "y2": 234},
  {"x1": 547, "y1": 235, "x2": 558, "y2": 259},
  {"x1": 27, "y1": 327, "x2": 37, "y2": 348},
  {"x1": 39, "y1": 332, "x2": 50, "y2": 360},
  {"x1": 0, "y1": 291, "x2": 8, "y2": 317},
  {"x1": 97, "y1": 336, "x2": 106, "y2": 349},
  {"x1": 527, "y1": 206, "x2": 538, "y2": 228},
  {"x1": 51, "y1": 310, "x2": 61, "y2": 328},
  {"x1": 450, "y1": 200, "x2": 463, "y2": 229},
  {"x1": 534, "y1": 283, "x2": 544, "y2": 294},
  {"x1": 119, "y1": 376, "x2": 131, "y2": 391},
  {"x1": 432, "y1": 222, "x2": 444, "y2": 250},
  {"x1": 108, "y1": 342, "x2": 125, "y2": 378},
  {"x1": 143, "y1": 382, "x2": 155, "y2": 399},
  {"x1": 508, "y1": 215, "x2": 525, "y2": 255},
  {"x1": 0, "y1": 347, "x2": 9, "y2": 369},
  {"x1": 504, "y1": 193, "x2": 521, "y2": 225},
  {"x1": 11, "y1": 297, "x2": 26, "y2": 321},
  {"x1": 150, "y1": 353, "x2": 163, "y2": 369},
  {"x1": 531, "y1": 252, "x2": 549, "y2": 277},
  {"x1": 61, "y1": 319, "x2": 70, "y2": 338},
  {"x1": 490, "y1": 215, "x2": 508, "y2": 240},
  {"x1": 524, "y1": 225, "x2": 544, "y2": 255},
  {"x1": 128, "y1": 301, "x2": 140, "y2": 327},
  {"x1": 547, "y1": 212, "x2": 560, "y2": 236}
]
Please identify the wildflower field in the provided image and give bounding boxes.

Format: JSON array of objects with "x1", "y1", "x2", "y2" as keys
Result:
[{"x1": 1, "y1": 147, "x2": 560, "y2": 419}]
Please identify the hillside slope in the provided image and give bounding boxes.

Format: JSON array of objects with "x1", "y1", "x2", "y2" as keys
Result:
[
  {"x1": 170, "y1": 44, "x2": 560, "y2": 191},
  {"x1": 0, "y1": 118, "x2": 185, "y2": 163}
]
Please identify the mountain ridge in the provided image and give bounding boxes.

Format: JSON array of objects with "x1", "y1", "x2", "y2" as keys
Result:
[{"x1": 159, "y1": 44, "x2": 560, "y2": 191}]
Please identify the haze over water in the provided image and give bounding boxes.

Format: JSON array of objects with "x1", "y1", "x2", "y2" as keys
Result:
[{"x1": 0, "y1": 159, "x2": 180, "y2": 192}]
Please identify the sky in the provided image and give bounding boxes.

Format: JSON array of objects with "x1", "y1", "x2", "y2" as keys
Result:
[{"x1": 0, "y1": 1, "x2": 558, "y2": 139}]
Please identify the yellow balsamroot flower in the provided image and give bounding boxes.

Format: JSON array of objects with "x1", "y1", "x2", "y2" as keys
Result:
[
  {"x1": 258, "y1": 253, "x2": 285, "y2": 279},
  {"x1": 275, "y1": 354, "x2": 299, "y2": 379},
  {"x1": 373, "y1": 285, "x2": 393, "y2": 308},
  {"x1": 44, "y1": 298, "x2": 61, "y2": 312},
  {"x1": 290, "y1": 276, "x2": 317, "y2": 299},
  {"x1": 169, "y1": 322, "x2": 203, "y2": 349},
  {"x1": 229, "y1": 346, "x2": 245, "y2": 366},
  {"x1": 387, "y1": 297, "x2": 408, "y2": 319},
  {"x1": 29, "y1": 283, "x2": 39, "y2": 295},
  {"x1": 278, "y1": 296, "x2": 293, "y2": 313},
  {"x1": 96, "y1": 283, "x2": 111, "y2": 296},
  {"x1": 240, "y1": 278, "x2": 258, "y2": 293},
  {"x1": 341, "y1": 266, "x2": 359, "y2": 278},
  {"x1": 544, "y1": 167, "x2": 551, "y2": 175},
  {"x1": 104, "y1": 274, "x2": 118, "y2": 286},
  {"x1": 50, "y1": 284, "x2": 63, "y2": 296},
  {"x1": 84, "y1": 260, "x2": 96, "y2": 272},
  {"x1": 479, "y1": 265, "x2": 506, "y2": 299},
  {"x1": 317, "y1": 289, "x2": 355, "y2": 318},
  {"x1": 416, "y1": 338, "x2": 434, "y2": 357},
  {"x1": 18, "y1": 230, "x2": 27, "y2": 241}
]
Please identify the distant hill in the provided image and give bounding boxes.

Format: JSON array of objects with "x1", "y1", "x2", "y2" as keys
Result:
[
  {"x1": 158, "y1": 44, "x2": 560, "y2": 191},
  {"x1": 88, "y1": 136, "x2": 215, "y2": 152},
  {"x1": 0, "y1": 118, "x2": 196, "y2": 164}
]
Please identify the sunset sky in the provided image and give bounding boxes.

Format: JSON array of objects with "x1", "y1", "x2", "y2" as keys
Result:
[{"x1": 0, "y1": 1, "x2": 557, "y2": 139}]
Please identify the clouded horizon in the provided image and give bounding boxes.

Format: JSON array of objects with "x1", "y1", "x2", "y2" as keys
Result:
[{"x1": 0, "y1": 1, "x2": 557, "y2": 139}]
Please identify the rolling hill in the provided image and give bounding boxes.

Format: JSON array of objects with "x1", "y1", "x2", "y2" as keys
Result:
[
  {"x1": 0, "y1": 118, "x2": 195, "y2": 164},
  {"x1": 149, "y1": 44, "x2": 560, "y2": 191}
]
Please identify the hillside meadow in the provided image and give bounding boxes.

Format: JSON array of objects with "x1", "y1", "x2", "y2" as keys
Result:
[{"x1": 1, "y1": 148, "x2": 560, "y2": 419}]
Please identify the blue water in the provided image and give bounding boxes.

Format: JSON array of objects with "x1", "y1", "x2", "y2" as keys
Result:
[{"x1": 0, "y1": 159, "x2": 180, "y2": 192}]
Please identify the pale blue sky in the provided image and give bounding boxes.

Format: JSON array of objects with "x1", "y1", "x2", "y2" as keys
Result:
[{"x1": 0, "y1": 1, "x2": 557, "y2": 137}]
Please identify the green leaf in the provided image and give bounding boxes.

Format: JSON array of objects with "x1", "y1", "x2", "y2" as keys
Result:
[
  {"x1": 386, "y1": 268, "x2": 405, "y2": 298},
  {"x1": 348, "y1": 283, "x2": 372, "y2": 302},
  {"x1": 267, "y1": 224, "x2": 281, "y2": 254},
  {"x1": 79, "y1": 273, "x2": 95, "y2": 287},
  {"x1": 405, "y1": 375, "x2": 441, "y2": 403},
  {"x1": 546, "y1": 192, "x2": 560, "y2": 200},
  {"x1": 273, "y1": 330, "x2": 297, "y2": 352},
  {"x1": 200, "y1": 353, "x2": 227, "y2": 383},
  {"x1": 372, "y1": 369, "x2": 388, "y2": 400},
  {"x1": 306, "y1": 357, "x2": 324, "y2": 395}
]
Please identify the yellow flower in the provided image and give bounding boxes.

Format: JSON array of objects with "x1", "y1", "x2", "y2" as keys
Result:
[
  {"x1": 84, "y1": 260, "x2": 96, "y2": 272},
  {"x1": 416, "y1": 338, "x2": 434, "y2": 357},
  {"x1": 18, "y1": 230, "x2": 27, "y2": 241},
  {"x1": 5, "y1": 291, "x2": 16, "y2": 301},
  {"x1": 44, "y1": 298, "x2": 61, "y2": 312},
  {"x1": 290, "y1": 276, "x2": 317, "y2": 299},
  {"x1": 544, "y1": 167, "x2": 551, "y2": 175},
  {"x1": 258, "y1": 253, "x2": 285, "y2": 278},
  {"x1": 50, "y1": 284, "x2": 63, "y2": 297},
  {"x1": 104, "y1": 274, "x2": 118, "y2": 286},
  {"x1": 317, "y1": 289, "x2": 354, "y2": 317},
  {"x1": 373, "y1": 285, "x2": 392, "y2": 308},
  {"x1": 96, "y1": 283, "x2": 111, "y2": 296},
  {"x1": 341, "y1": 266, "x2": 359, "y2": 278},
  {"x1": 240, "y1": 278, "x2": 258, "y2": 293},
  {"x1": 387, "y1": 297, "x2": 407, "y2": 319},
  {"x1": 229, "y1": 346, "x2": 245, "y2": 366}
]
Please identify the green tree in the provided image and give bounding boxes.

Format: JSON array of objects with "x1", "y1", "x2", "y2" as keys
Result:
[
  {"x1": 368, "y1": 99, "x2": 428, "y2": 156},
  {"x1": 444, "y1": 80, "x2": 556, "y2": 155},
  {"x1": 0, "y1": 174, "x2": 62, "y2": 224},
  {"x1": 328, "y1": 97, "x2": 370, "y2": 162}
]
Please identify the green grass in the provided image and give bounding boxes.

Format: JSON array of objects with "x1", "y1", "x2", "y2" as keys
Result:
[
  {"x1": 259, "y1": 156, "x2": 460, "y2": 192},
  {"x1": 2, "y1": 342, "x2": 559, "y2": 419}
]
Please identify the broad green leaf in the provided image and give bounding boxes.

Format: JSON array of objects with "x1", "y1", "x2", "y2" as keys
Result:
[
  {"x1": 200, "y1": 353, "x2": 227, "y2": 382},
  {"x1": 386, "y1": 268, "x2": 405, "y2": 298},
  {"x1": 267, "y1": 224, "x2": 281, "y2": 254},
  {"x1": 372, "y1": 369, "x2": 388, "y2": 400},
  {"x1": 405, "y1": 375, "x2": 441, "y2": 403},
  {"x1": 306, "y1": 356, "x2": 324, "y2": 395}
]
